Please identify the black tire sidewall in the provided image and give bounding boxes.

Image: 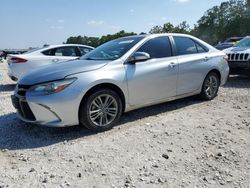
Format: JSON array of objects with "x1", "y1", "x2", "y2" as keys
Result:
[
  {"x1": 79, "y1": 89, "x2": 122, "y2": 132},
  {"x1": 201, "y1": 72, "x2": 220, "y2": 100}
]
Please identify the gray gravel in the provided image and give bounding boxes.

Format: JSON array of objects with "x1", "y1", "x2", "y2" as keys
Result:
[{"x1": 0, "y1": 62, "x2": 249, "y2": 188}]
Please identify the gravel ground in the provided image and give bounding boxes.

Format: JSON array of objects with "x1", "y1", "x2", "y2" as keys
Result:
[{"x1": 0, "y1": 62, "x2": 249, "y2": 188}]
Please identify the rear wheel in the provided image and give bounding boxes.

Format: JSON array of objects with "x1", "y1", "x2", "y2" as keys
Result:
[
  {"x1": 79, "y1": 89, "x2": 122, "y2": 132},
  {"x1": 200, "y1": 72, "x2": 220, "y2": 100}
]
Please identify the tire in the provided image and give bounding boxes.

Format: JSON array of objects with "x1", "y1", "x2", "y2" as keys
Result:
[
  {"x1": 200, "y1": 72, "x2": 220, "y2": 100},
  {"x1": 79, "y1": 88, "x2": 122, "y2": 132}
]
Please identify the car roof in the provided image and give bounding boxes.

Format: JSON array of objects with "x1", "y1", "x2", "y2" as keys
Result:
[
  {"x1": 44, "y1": 44, "x2": 94, "y2": 49},
  {"x1": 121, "y1": 33, "x2": 197, "y2": 39}
]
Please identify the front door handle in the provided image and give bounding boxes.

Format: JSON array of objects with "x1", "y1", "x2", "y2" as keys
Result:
[
  {"x1": 168, "y1": 62, "x2": 176, "y2": 68},
  {"x1": 203, "y1": 57, "x2": 210, "y2": 62}
]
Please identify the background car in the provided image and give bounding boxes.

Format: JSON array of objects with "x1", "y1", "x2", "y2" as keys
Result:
[
  {"x1": 223, "y1": 36, "x2": 250, "y2": 75},
  {"x1": 7, "y1": 44, "x2": 94, "y2": 81},
  {"x1": 214, "y1": 37, "x2": 245, "y2": 50},
  {"x1": 12, "y1": 34, "x2": 229, "y2": 132}
]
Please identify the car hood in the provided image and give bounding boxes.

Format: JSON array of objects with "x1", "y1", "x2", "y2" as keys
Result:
[
  {"x1": 223, "y1": 47, "x2": 250, "y2": 53},
  {"x1": 18, "y1": 59, "x2": 109, "y2": 85},
  {"x1": 216, "y1": 42, "x2": 233, "y2": 46}
]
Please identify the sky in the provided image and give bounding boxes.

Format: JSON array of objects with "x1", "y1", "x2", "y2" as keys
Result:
[{"x1": 0, "y1": 0, "x2": 225, "y2": 49}]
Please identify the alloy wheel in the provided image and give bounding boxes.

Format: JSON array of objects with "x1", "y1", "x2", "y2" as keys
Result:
[
  {"x1": 204, "y1": 75, "x2": 218, "y2": 98},
  {"x1": 88, "y1": 94, "x2": 118, "y2": 127}
]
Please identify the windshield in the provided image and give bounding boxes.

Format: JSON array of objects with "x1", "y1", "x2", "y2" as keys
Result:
[
  {"x1": 81, "y1": 36, "x2": 144, "y2": 61},
  {"x1": 234, "y1": 37, "x2": 250, "y2": 47}
]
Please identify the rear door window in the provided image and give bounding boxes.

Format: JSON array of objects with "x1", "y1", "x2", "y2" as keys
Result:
[
  {"x1": 42, "y1": 47, "x2": 78, "y2": 57},
  {"x1": 173, "y1": 36, "x2": 208, "y2": 55},
  {"x1": 54, "y1": 47, "x2": 78, "y2": 57}
]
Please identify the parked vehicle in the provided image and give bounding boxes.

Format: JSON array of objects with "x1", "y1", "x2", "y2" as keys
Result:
[
  {"x1": 12, "y1": 34, "x2": 229, "y2": 132},
  {"x1": 0, "y1": 51, "x2": 3, "y2": 63},
  {"x1": 223, "y1": 36, "x2": 250, "y2": 75},
  {"x1": 214, "y1": 37, "x2": 244, "y2": 50},
  {"x1": 7, "y1": 44, "x2": 94, "y2": 81}
]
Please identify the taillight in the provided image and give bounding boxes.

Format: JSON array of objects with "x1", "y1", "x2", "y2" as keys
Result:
[
  {"x1": 11, "y1": 57, "x2": 27, "y2": 63},
  {"x1": 223, "y1": 55, "x2": 229, "y2": 62}
]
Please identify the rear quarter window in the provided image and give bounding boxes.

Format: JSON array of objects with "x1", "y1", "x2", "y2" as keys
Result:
[{"x1": 42, "y1": 49, "x2": 54, "y2": 56}]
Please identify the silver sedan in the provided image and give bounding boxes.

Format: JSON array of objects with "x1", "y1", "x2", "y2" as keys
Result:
[{"x1": 12, "y1": 34, "x2": 229, "y2": 132}]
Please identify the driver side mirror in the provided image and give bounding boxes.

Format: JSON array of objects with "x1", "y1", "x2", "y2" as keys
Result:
[{"x1": 128, "y1": 52, "x2": 150, "y2": 64}]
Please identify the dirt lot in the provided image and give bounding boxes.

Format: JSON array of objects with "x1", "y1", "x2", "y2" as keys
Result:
[{"x1": 0, "y1": 62, "x2": 249, "y2": 188}]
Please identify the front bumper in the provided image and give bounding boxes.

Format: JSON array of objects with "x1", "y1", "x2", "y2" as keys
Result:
[
  {"x1": 228, "y1": 61, "x2": 250, "y2": 75},
  {"x1": 11, "y1": 95, "x2": 65, "y2": 127},
  {"x1": 11, "y1": 86, "x2": 84, "y2": 127}
]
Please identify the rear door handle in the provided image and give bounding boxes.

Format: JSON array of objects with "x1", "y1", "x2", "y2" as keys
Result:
[{"x1": 168, "y1": 62, "x2": 176, "y2": 68}]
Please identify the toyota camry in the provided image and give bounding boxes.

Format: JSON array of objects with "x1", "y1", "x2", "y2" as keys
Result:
[{"x1": 11, "y1": 34, "x2": 229, "y2": 132}]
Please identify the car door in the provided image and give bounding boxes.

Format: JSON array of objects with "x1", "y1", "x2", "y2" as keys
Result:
[
  {"x1": 173, "y1": 36, "x2": 211, "y2": 95},
  {"x1": 125, "y1": 36, "x2": 178, "y2": 106}
]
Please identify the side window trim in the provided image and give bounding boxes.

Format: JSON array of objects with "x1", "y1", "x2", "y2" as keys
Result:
[
  {"x1": 75, "y1": 46, "x2": 82, "y2": 57},
  {"x1": 169, "y1": 36, "x2": 177, "y2": 56}
]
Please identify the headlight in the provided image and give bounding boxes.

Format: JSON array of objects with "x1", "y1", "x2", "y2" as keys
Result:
[{"x1": 30, "y1": 78, "x2": 77, "y2": 95}]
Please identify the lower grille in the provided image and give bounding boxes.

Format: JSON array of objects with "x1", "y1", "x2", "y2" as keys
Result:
[{"x1": 11, "y1": 95, "x2": 36, "y2": 121}]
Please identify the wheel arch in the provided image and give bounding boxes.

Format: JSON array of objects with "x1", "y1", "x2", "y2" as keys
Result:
[
  {"x1": 78, "y1": 83, "x2": 126, "y2": 118},
  {"x1": 207, "y1": 69, "x2": 221, "y2": 85}
]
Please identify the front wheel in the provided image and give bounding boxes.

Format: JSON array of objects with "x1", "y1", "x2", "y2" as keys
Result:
[
  {"x1": 79, "y1": 89, "x2": 122, "y2": 132},
  {"x1": 200, "y1": 72, "x2": 220, "y2": 100}
]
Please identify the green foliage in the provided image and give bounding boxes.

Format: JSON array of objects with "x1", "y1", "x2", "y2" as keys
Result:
[
  {"x1": 66, "y1": 30, "x2": 137, "y2": 47},
  {"x1": 66, "y1": 0, "x2": 250, "y2": 46},
  {"x1": 98, "y1": 30, "x2": 137, "y2": 45},
  {"x1": 66, "y1": 36, "x2": 99, "y2": 47},
  {"x1": 193, "y1": 0, "x2": 250, "y2": 44},
  {"x1": 149, "y1": 21, "x2": 190, "y2": 34}
]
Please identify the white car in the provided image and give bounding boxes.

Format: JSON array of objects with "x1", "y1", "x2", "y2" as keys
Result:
[
  {"x1": 7, "y1": 44, "x2": 94, "y2": 81},
  {"x1": 223, "y1": 36, "x2": 250, "y2": 75}
]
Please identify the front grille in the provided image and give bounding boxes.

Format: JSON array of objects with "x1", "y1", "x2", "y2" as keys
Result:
[
  {"x1": 11, "y1": 95, "x2": 36, "y2": 121},
  {"x1": 17, "y1": 84, "x2": 31, "y2": 96},
  {"x1": 227, "y1": 53, "x2": 249, "y2": 62}
]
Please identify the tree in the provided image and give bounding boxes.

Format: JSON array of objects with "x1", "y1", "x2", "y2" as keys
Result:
[
  {"x1": 98, "y1": 30, "x2": 137, "y2": 45},
  {"x1": 192, "y1": 0, "x2": 249, "y2": 44},
  {"x1": 149, "y1": 26, "x2": 163, "y2": 34},
  {"x1": 174, "y1": 21, "x2": 191, "y2": 34},
  {"x1": 66, "y1": 0, "x2": 250, "y2": 47},
  {"x1": 65, "y1": 31, "x2": 137, "y2": 47},
  {"x1": 162, "y1": 22, "x2": 175, "y2": 33},
  {"x1": 149, "y1": 21, "x2": 190, "y2": 34},
  {"x1": 66, "y1": 35, "x2": 99, "y2": 47}
]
